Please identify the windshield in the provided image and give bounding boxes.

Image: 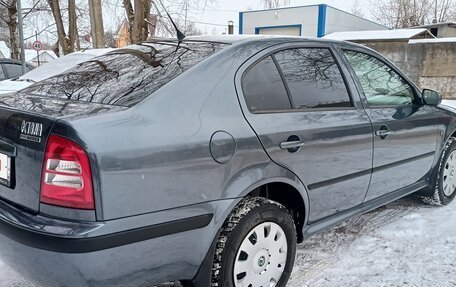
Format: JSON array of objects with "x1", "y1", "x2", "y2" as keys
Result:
[{"x1": 18, "y1": 42, "x2": 227, "y2": 107}]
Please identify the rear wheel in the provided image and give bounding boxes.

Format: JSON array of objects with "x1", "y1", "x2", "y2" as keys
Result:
[
  {"x1": 211, "y1": 197, "x2": 297, "y2": 287},
  {"x1": 426, "y1": 137, "x2": 456, "y2": 205}
]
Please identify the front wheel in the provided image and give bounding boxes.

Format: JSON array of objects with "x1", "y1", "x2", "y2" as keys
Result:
[
  {"x1": 211, "y1": 197, "x2": 297, "y2": 287},
  {"x1": 426, "y1": 137, "x2": 456, "y2": 205}
]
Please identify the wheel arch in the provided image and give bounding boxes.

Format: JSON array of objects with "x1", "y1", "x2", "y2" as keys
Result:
[
  {"x1": 232, "y1": 172, "x2": 310, "y2": 242},
  {"x1": 244, "y1": 179, "x2": 308, "y2": 243}
]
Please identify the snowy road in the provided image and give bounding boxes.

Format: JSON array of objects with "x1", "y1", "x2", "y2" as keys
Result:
[{"x1": 1, "y1": 195, "x2": 455, "y2": 287}]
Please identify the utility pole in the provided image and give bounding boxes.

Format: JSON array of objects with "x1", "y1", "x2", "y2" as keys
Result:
[
  {"x1": 17, "y1": 0, "x2": 26, "y2": 74},
  {"x1": 89, "y1": 0, "x2": 105, "y2": 48},
  {"x1": 35, "y1": 31, "x2": 40, "y2": 66}
]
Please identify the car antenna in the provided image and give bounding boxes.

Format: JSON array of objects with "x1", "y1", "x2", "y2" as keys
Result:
[{"x1": 155, "y1": 0, "x2": 186, "y2": 43}]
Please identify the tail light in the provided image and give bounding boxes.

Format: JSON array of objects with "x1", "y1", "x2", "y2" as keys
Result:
[{"x1": 40, "y1": 134, "x2": 94, "y2": 210}]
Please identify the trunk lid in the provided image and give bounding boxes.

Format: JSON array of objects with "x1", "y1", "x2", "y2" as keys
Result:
[{"x1": 0, "y1": 93, "x2": 124, "y2": 213}]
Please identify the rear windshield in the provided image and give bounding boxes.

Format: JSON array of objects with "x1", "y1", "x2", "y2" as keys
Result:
[{"x1": 18, "y1": 42, "x2": 227, "y2": 107}]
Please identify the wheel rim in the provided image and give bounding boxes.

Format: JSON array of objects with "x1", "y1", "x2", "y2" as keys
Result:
[
  {"x1": 443, "y1": 150, "x2": 456, "y2": 197},
  {"x1": 233, "y1": 222, "x2": 288, "y2": 287}
]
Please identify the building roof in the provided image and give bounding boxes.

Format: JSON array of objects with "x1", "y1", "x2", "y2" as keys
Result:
[
  {"x1": 323, "y1": 28, "x2": 434, "y2": 41},
  {"x1": 413, "y1": 22, "x2": 456, "y2": 28},
  {"x1": 409, "y1": 37, "x2": 456, "y2": 44}
]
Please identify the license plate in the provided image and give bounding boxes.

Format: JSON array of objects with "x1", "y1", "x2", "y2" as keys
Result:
[{"x1": 0, "y1": 152, "x2": 11, "y2": 187}]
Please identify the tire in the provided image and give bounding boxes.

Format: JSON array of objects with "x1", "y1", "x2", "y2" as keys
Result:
[
  {"x1": 211, "y1": 197, "x2": 297, "y2": 287},
  {"x1": 426, "y1": 137, "x2": 456, "y2": 205}
]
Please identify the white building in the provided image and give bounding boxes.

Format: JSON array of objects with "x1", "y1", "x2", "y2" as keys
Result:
[
  {"x1": 24, "y1": 50, "x2": 58, "y2": 66},
  {"x1": 239, "y1": 4, "x2": 387, "y2": 38}
]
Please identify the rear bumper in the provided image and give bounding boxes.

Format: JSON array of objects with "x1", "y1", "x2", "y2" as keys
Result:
[{"x1": 0, "y1": 199, "x2": 230, "y2": 287}]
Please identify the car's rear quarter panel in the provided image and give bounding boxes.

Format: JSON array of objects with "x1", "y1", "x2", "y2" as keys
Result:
[
  {"x1": 61, "y1": 40, "x2": 293, "y2": 221},
  {"x1": 0, "y1": 39, "x2": 315, "y2": 287}
]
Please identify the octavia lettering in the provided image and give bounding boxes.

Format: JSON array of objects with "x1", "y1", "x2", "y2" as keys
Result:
[{"x1": 20, "y1": 120, "x2": 43, "y2": 143}]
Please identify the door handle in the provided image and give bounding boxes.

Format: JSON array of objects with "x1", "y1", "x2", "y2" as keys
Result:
[
  {"x1": 280, "y1": 140, "x2": 305, "y2": 150},
  {"x1": 375, "y1": 125, "x2": 391, "y2": 139},
  {"x1": 280, "y1": 135, "x2": 304, "y2": 153}
]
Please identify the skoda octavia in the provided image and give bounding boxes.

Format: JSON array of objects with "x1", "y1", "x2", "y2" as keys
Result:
[{"x1": 0, "y1": 36, "x2": 454, "y2": 287}]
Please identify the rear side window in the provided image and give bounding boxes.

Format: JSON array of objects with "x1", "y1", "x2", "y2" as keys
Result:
[
  {"x1": 0, "y1": 66, "x2": 5, "y2": 80},
  {"x1": 242, "y1": 56, "x2": 291, "y2": 112},
  {"x1": 4, "y1": 63, "x2": 24, "y2": 78},
  {"x1": 274, "y1": 48, "x2": 352, "y2": 109},
  {"x1": 19, "y1": 42, "x2": 226, "y2": 107}
]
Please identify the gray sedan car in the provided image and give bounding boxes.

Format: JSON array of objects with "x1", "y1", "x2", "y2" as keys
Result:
[{"x1": 0, "y1": 36, "x2": 454, "y2": 287}]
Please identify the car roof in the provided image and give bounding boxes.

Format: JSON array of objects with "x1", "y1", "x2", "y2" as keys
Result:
[
  {"x1": 0, "y1": 58, "x2": 34, "y2": 67},
  {"x1": 144, "y1": 34, "x2": 353, "y2": 46}
]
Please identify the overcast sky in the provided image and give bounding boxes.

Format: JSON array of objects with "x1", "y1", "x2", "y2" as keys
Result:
[{"x1": 182, "y1": 0, "x2": 364, "y2": 34}]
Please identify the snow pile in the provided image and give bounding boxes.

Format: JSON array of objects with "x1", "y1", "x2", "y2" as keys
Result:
[{"x1": 440, "y1": 100, "x2": 456, "y2": 109}]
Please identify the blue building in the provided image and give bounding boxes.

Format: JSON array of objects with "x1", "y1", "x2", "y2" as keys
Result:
[{"x1": 239, "y1": 4, "x2": 387, "y2": 37}]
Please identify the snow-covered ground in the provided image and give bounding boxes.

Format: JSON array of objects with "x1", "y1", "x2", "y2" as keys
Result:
[
  {"x1": 289, "y1": 196, "x2": 456, "y2": 287},
  {"x1": 1, "y1": 195, "x2": 455, "y2": 287}
]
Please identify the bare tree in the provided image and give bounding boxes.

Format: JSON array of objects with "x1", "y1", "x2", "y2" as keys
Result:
[
  {"x1": 46, "y1": 0, "x2": 92, "y2": 54},
  {"x1": 122, "y1": 0, "x2": 149, "y2": 44},
  {"x1": 351, "y1": 0, "x2": 365, "y2": 18},
  {"x1": 89, "y1": 0, "x2": 104, "y2": 48},
  {"x1": 262, "y1": 0, "x2": 289, "y2": 9},
  {"x1": 104, "y1": 30, "x2": 117, "y2": 47},
  {"x1": 370, "y1": 0, "x2": 456, "y2": 28},
  {"x1": 0, "y1": 0, "x2": 19, "y2": 59},
  {"x1": 68, "y1": 0, "x2": 79, "y2": 50},
  {"x1": 47, "y1": 0, "x2": 71, "y2": 54},
  {"x1": 122, "y1": 0, "x2": 215, "y2": 44}
]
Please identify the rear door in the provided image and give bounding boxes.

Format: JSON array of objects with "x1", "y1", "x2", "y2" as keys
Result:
[
  {"x1": 236, "y1": 42, "x2": 374, "y2": 222},
  {"x1": 340, "y1": 47, "x2": 439, "y2": 201}
]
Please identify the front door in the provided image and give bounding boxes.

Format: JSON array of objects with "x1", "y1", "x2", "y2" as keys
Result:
[
  {"x1": 341, "y1": 49, "x2": 439, "y2": 201},
  {"x1": 237, "y1": 43, "x2": 373, "y2": 222}
]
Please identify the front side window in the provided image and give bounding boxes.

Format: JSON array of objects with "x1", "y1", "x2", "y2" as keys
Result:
[
  {"x1": 274, "y1": 48, "x2": 352, "y2": 109},
  {"x1": 242, "y1": 56, "x2": 291, "y2": 112},
  {"x1": 343, "y1": 50, "x2": 414, "y2": 106}
]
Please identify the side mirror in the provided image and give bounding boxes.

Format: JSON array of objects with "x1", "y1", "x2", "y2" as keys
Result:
[{"x1": 422, "y1": 89, "x2": 442, "y2": 106}]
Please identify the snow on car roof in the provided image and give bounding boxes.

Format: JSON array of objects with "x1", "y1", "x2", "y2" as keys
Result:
[
  {"x1": 20, "y1": 48, "x2": 114, "y2": 82},
  {"x1": 323, "y1": 28, "x2": 434, "y2": 41}
]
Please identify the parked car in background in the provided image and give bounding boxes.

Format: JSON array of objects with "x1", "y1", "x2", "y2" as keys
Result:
[
  {"x1": 0, "y1": 58, "x2": 34, "y2": 81},
  {"x1": 0, "y1": 36, "x2": 454, "y2": 287},
  {"x1": 0, "y1": 49, "x2": 114, "y2": 94}
]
